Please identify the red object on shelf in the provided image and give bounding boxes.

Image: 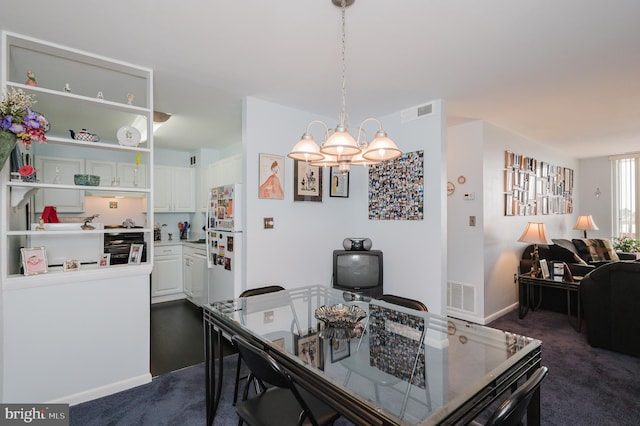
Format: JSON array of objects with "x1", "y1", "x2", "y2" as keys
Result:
[{"x1": 41, "y1": 206, "x2": 59, "y2": 223}]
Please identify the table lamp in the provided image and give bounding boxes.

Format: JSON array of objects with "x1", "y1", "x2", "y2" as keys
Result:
[
  {"x1": 574, "y1": 215, "x2": 599, "y2": 238},
  {"x1": 518, "y1": 222, "x2": 552, "y2": 277}
]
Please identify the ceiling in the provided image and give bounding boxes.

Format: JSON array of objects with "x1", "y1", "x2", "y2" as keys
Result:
[{"x1": 2, "y1": 0, "x2": 639, "y2": 159}]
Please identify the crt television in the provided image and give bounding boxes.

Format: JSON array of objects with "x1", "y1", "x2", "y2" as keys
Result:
[{"x1": 332, "y1": 250, "x2": 383, "y2": 298}]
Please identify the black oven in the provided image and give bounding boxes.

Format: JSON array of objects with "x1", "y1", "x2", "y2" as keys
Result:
[{"x1": 104, "y1": 229, "x2": 147, "y2": 265}]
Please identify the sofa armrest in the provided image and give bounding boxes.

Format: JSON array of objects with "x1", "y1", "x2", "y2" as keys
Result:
[{"x1": 568, "y1": 263, "x2": 596, "y2": 277}]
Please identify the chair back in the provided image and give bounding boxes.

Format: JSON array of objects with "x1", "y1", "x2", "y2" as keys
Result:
[
  {"x1": 239, "y1": 285, "x2": 285, "y2": 298},
  {"x1": 485, "y1": 366, "x2": 548, "y2": 426},
  {"x1": 379, "y1": 294, "x2": 428, "y2": 312},
  {"x1": 232, "y1": 335, "x2": 293, "y2": 390}
]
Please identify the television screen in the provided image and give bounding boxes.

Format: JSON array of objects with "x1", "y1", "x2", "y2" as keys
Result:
[{"x1": 333, "y1": 250, "x2": 383, "y2": 291}]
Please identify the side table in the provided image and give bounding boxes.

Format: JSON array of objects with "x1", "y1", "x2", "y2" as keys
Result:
[{"x1": 518, "y1": 273, "x2": 582, "y2": 332}]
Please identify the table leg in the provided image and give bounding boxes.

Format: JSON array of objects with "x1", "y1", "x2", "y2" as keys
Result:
[
  {"x1": 518, "y1": 279, "x2": 530, "y2": 319},
  {"x1": 527, "y1": 386, "x2": 542, "y2": 426},
  {"x1": 204, "y1": 321, "x2": 225, "y2": 426}
]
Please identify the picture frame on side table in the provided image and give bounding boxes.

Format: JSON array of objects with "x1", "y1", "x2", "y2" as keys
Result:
[
  {"x1": 539, "y1": 259, "x2": 550, "y2": 279},
  {"x1": 329, "y1": 167, "x2": 349, "y2": 198},
  {"x1": 128, "y1": 243, "x2": 144, "y2": 264},
  {"x1": 294, "y1": 330, "x2": 323, "y2": 370},
  {"x1": 330, "y1": 338, "x2": 351, "y2": 362},
  {"x1": 21, "y1": 247, "x2": 48, "y2": 275},
  {"x1": 294, "y1": 160, "x2": 322, "y2": 202}
]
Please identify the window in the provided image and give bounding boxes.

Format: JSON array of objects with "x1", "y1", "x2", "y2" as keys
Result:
[{"x1": 612, "y1": 155, "x2": 638, "y2": 239}]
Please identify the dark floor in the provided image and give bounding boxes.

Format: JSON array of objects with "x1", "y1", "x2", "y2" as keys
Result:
[{"x1": 150, "y1": 299, "x2": 235, "y2": 377}]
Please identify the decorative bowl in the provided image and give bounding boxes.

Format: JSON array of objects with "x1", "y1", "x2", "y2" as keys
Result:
[
  {"x1": 74, "y1": 174, "x2": 100, "y2": 186},
  {"x1": 314, "y1": 304, "x2": 367, "y2": 329},
  {"x1": 69, "y1": 129, "x2": 99, "y2": 142}
]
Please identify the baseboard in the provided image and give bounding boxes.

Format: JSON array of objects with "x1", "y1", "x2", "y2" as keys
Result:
[
  {"x1": 152, "y1": 293, "x2": 186, "y2": 304},
  {"x1": 448, "y1": 302, "x2": 518, "y2": 325},
  {"x1": 52, "y1": 373, "x2": 152, "y2": 406}
]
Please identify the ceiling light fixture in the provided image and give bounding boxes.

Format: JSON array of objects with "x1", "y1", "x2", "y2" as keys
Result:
[{"x1": 287, "y1": 0, "x2": 401, "y2": 174}]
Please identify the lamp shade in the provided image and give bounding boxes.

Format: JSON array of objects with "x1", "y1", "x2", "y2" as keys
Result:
[
  {"x1": 517, "y1": 222, "x2": 552, "y2": 245},
  {"x1": 574, "y1": 215, "x2": 599, "y2": 232},
  {"x1": 362, "y1": 130, "x2": 402, "y2": 162},
  {"x1": 320, "y1": 124, "x2": 361, "y2": 156},
  {"x1": 288, "y1": 133, "x2": 324, "y2": 162}
]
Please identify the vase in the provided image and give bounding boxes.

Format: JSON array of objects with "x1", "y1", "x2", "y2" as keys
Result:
[{"x1": 0, "y1": 131, "x2": 18, "y2": 173}]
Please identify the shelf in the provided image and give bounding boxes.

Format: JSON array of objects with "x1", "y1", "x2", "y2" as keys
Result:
[
  {"x1": 7, "y1": 181, "x2": 150, "y2": 193},
  {"x1": 41, "y1": 135, "x2": 151, "y2": 153},
  {"x1": 7, "y1": 228, "x2": 152, "y2": 236}
]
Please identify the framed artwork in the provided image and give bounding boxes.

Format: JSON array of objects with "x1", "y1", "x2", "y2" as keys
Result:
[
  {"x1": 128, "y1": 243, "x2": 144, "y2": 264},
  {"x1": 329, "y1": 167, "x2": 349, "y2": 198},
  {"x1": 99, "y1": 253, "x2": 111, "y2": 267},
  {"x1": 294, "y1": 160, "x2": 322, "y2": 202},
  {"x1": 64, "y1": 259, "x2": 80, "y2": 272},
  {"x1": 330, "y1": 338, "x2": 350, "y2": 362},
  {"x1": 258, "y1": 153, "x2": 285, "y2": 200},
  {"x1": 294, "y1": 330, "x2": 323, "y2": 370},
  {"x1": 21, "y1": 247, "x2": 48, "y2": 275}
]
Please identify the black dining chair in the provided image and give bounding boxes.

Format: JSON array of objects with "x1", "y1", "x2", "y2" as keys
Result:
[
  {"x1": 233, "y1": 285, "x2": 286, "y2": 405},
  {"x1": 232, "y1": 335, "x2": 340, "y2": 426},
  {"x1": 379, "y1": 294, "x2": 428, "y2": 312},
  {"x1": 469, "y1": 366, "x2": 549, "y2": 426}
]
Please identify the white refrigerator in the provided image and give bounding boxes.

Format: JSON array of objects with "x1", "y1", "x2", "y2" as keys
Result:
[{"x1": 206, "y1": 184, "x2": 243, "y2": 304}]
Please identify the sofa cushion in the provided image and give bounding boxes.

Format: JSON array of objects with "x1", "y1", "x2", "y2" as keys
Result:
[
  {"x1": 572, "y1": 238, "x2": 620, "y2": 263},
  {"x1": 550, "y1": 239, "x2": 588, "y2": 265}
]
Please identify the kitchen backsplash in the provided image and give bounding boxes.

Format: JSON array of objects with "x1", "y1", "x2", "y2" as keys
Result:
[{"x1": 84, "y1": 196, "x2": 147, "y2": 227}]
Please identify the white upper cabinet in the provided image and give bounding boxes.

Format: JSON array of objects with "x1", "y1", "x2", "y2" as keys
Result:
[{"x1": 154, "y1": 166, "x2": 195, "y2": 212}]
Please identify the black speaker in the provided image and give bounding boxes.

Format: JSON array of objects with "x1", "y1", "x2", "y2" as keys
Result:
[{"x1": 342, "y1": 238, "x2": 372, "y2": 251}]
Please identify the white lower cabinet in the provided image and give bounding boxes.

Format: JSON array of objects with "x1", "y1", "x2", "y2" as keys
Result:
[
  {"x1": 152, "y1": 244, "x2": 184, "y2": 303},
  {"x1": 183, "y1": 244, "x2": 207, "y2": 307}
]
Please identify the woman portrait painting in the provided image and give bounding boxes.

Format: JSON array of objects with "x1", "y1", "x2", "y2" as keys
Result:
[{"x1": 259, "y1": 155, "x2": 284, "y2": 199}]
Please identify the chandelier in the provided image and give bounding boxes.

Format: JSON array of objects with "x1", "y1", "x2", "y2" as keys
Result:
[{"x1": 287, "y1": 0, "x2": 402, "y2": 174}]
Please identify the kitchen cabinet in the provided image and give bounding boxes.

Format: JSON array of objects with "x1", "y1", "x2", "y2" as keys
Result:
[
  {"x1": 199, "y1": 153, "x2": 242, "y2": 211},
  {"x1": 154, "y1": 166, "x2": 195, "y2": 212},
  {"x1": 34, "y1": 156, "x2": 85, "y2": 213},
  {"x1": 183, "y1": 244, "x2": 207, "y2": 307},
  {"x1": 152, "y1": 243, "x2": 184, "y2": 303},
  {"x1": 86, "y1": 160, "x2": 147, "y2": 189}
]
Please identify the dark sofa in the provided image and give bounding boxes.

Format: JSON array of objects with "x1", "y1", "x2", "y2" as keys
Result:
[{"x1": 580, "y1": 261, "x2": 640, "y2": 357}]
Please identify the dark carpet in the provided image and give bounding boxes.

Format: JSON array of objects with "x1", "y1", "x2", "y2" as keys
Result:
[{"x1": 70, "y1": 308, "x2": 640, "y2": 425}]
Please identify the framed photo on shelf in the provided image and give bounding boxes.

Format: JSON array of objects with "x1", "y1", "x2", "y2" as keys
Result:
[
  {"x1": 21, "y1": 247, "x2": 48, "y2": 275},
  {"x1": 258, "y1": 153, "x2": 285, "y2": 200},
  {"x1": 63, "y1": 259, "x2": 80, "y2": 272},
  {"x1": 99, "y1": 253, "x2": 111, "y2": 267},
  {"x1": 294, "y1": 330, "x2": 323, "y2": 370},
  {"x1": 128, "y1": 243, "x2": 144, "y2": 264},
  {"x1": 329, "y1": 167, "x2": 349, "y2": 198},
  {"x1": 293, "y1": 160, "x2": 322, "y2": 202},
  {"x1": 330, "y1": 338, "x2": 350, "y2": 363}
]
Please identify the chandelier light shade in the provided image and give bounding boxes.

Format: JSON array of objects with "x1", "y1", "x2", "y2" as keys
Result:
[
  {"x1": 573, "y1": 215, "x2": 599, "y2": 238},
  {"x1": 518, "y1": 222, "x2": 552, "y2": 277},
  {"x1": 287, "y1": 0, "x2": 401, "y2": 173}
]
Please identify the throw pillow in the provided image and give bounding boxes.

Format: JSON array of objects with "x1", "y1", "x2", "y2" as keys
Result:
[{"x1": 572, "y1": 238, "x2": 620, "y2": 263}]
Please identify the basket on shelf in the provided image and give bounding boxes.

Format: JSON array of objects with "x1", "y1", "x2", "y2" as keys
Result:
[{"x1": 74, "y1": 174, "x2": 100, "y2": 186}]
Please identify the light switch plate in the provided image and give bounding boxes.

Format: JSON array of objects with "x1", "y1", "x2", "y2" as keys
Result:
[{"x1": 263, "y1": 217, "x2": 274, "y2": 229}]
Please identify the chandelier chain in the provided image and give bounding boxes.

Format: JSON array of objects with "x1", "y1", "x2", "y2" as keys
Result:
[{"x1": 340, "y1": 0, "x2": 347, "y2": 125}]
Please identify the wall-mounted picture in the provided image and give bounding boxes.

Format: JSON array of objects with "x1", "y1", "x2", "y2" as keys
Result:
[
  {"x1": 258, "y1": 153, "x2": 285, "y2": 200},
  {"x1": 294, "y1": 330, "x2": 323, "y2": 370},
  {"x1": 330, "y1": 167, "x2": 349, "y2": 198},
  {"x1": 330, "y1": 338, "x2": 351, "y2": 362},
  {"x1": 64, "y1": 259, "x2": 80, "y2": 272},
  {"x1": 294, "y1": 160, "x2": 322, "y2": 202},
  {"x1": 99, "y1": 253, "x2": 111, "y2": 267},
  {"x1": 128, "y1": 243, "x2": 144, "y2": 264},
  {"x1": 21, "y1": 247, "x2": 48, "y2": 275}
]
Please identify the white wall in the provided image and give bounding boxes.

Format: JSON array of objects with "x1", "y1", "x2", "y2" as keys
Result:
[
  {"x1": 242, "y1": 98, "x2": 448, "y2": 314},
  {"x1": 577, "y1": 156, "x2": 612, "y2": 238},
  {"x1": 448, "y1": 120, "x2": 580, "y2": 322}
]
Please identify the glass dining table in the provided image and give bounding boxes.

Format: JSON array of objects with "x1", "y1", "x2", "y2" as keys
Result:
[{"x1": 203, "y1": 285, "x2": 542, "y2": 426}]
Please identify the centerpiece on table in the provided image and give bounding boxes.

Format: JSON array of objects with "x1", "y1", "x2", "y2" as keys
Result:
[{"x1": 0, "y1": 88, "x2": 48, "y2": 171}]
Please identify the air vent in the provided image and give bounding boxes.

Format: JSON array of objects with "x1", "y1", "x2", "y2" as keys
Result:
[
  {"x1": 447, "y1": 281, "x2": 475, "y2": 313},
  {"x1": 400, "y1": 103, "x2": 434, "y2": 123}
]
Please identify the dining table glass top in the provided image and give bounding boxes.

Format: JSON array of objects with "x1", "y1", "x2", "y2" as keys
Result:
[{"x1": 206, "y1": 285, "x2": 541, "y2": 425}]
